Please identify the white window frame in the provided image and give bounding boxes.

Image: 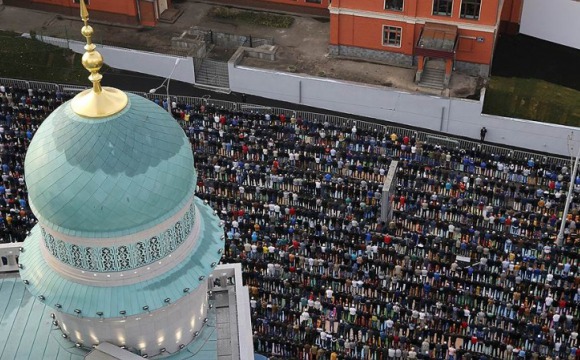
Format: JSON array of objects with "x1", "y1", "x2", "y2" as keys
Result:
[
  {"x1": 384, "y1": 0, "x2": 404, "y2": 12},
  {"x1": 460, "y1": 0, "x2": 482, "y2": 20},
  {"x1": 382, "y1": 25, "x2": 402, "y2": 48},
  {"x1": 432, "y1": 0, "x2": 453, "y2": 17}
]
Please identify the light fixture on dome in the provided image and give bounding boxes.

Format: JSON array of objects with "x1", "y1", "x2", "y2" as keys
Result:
[
  {"x1": 203, "y1": 318, "x2": 208, "y2": 323},
  {"x1": 179, "y1": 344, "x2": 185, "y2": 349},
  {"x1": 18, "y1": 264, "x2": 23, "y2": 269},
  {"x1": 96, "y1": 311, "x2": 104, "y2": 317},
  {"x1": 160, "y1": 348, "x2": 166, "y2": 353},
  {"x1": 19, "y1": 246, "x2": 24, "y2": 252},
  {"x1": 211, "y1": 262, "x2": 217, "y2": 268},
  {"x1": 217, "y1": 248, "x2": 223, "y2": 254},
  {"x1": 92, "y1": 344, "x2": 99, "y2": 349},
  {"x1": 142, "y1": 355, "x2": 148, "y2": 359},
  {"x1": 194, "y1": 331, "x2": 199, "y2": 337},
  {"x1": 53, "y1": 320, "x2": 59, "y2": 326},
  {"x1": 75, "y1": 343, "x2": 82, "y2": 348},
  {"x1": 55, "y1": 304, "x2": 62, "y2": 309},
  {"x1": 74, "y1": 309, "x2": 82, "y2": 315},
  {"x1": 50, "y1": 313, "x2": 56, "y2": 319},
  {"x1": 220, "y1": 235, "x2": 225, "y2": 240},
  {"x1": 198, "y1": 276, "x2": 205, "y2": 281},
  {"x1": 62, "y1": 334, "x2": 68, "y2": 339},
  {"x1": 164, "y1": 298, "x2": 171, "y2": 304},
  {"x1": 209, "y1": 304, "x2": 213, "y2": 309},
  {"x1": 119, "y1": 310, "x2": 126, "y2": 316},
  {"x1": 143, "y1": 306, "x2": 149, "y2": 311},
  {"x1": 23, "y1": 280, "x2": 29, "y2": 285},
  {"x1": 121, "y1": 345, "x2": 127, "y2": 350},
  {"x1": 183, "y1": 288, "x2": 190, "y2": 293},
  {"x1": 38, "y1": 295, "x2": 45, "y2": 301}
]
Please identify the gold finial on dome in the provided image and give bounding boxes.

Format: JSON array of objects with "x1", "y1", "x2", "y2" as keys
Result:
[{"x1": 71, "y1": 0, "x2": 128, "y2": 118}]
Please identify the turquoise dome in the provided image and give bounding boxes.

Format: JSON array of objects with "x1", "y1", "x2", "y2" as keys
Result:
[{"x1": 24, "y1": 93, "x2": 196, "y2": 236}]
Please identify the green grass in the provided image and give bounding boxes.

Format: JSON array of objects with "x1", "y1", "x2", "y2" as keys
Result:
[
  {"x1": 0, "y1": 30, "x2": 102, "y2": 85},
  {"x1": 483, "y1": 76, "x2": 580, "y2": 127},
  {"x1": 208, "y1": 6, "x2": 294, "y2": 28}
]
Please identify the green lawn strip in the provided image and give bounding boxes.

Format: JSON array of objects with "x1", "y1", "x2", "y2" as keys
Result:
[
  {"x1": 483, "y1": 76, "x2": 580, "y2": 127},
  {"x1": 0, "y1": 30, "x2": 107, "y2": 85},
  {"x1": 208, "y1": 6, "x2": 294, "y2": 28}
]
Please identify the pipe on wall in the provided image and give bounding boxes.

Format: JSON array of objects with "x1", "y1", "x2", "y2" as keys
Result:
[{"x1": 135, "y1": 0, "x2": 142, "y2": 24}]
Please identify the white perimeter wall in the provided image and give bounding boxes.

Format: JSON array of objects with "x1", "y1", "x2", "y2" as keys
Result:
[
  {"x1": 229, "y1": 64, "x2": 578, "y2": 157},
  {"x1": 27, "y1": 33, "x2": 579, "y2": 157},
  {"x1": 28, "y1": 34, "x2": 196, "y2": 84},
  {"x1": 520, "y1": 0, "x2": 580, "y2": 50}
]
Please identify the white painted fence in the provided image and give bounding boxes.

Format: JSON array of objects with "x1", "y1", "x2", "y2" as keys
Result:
[
  {"x1": 228, "y1": 64, "x2": 578, "y2": 157},
  {"x1": 26, "y1": 34, "x2": 196, "y2": 84}
]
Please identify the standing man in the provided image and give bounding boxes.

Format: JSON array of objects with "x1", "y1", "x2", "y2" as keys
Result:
[{"x1": 480, "y1": 127, "x2": 487, "y2": 142}]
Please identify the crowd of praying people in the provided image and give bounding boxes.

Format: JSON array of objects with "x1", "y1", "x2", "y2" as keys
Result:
[{"x1": 1, "y1": 83, "x2": 580, "y2": 360}]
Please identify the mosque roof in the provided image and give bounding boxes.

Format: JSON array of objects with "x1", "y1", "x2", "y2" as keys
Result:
[
  {"x1": 24, "y1": 93, "x2": 196, "y2": 237},
  {"x1": 18, "y1": 197, "x2": 223, "y2": 318}
]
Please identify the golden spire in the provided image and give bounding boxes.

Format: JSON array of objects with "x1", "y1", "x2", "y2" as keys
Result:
[{"x1": 71, "y1": 0, "x2": 128, "y2": 118}]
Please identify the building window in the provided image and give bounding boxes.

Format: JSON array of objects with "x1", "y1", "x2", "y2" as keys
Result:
[
  {"x1": 385, "y1": 0, "x2": 403, "y2": 11},
  {"x1": 460, "y1": 0, "x2": 481, "y2": 19},
  {"x1": 433, "y1": 0, "x2": 453, "y2": 16},
  {"x1": 383, "y1": 26, "x2": 402, "y2": 47},
  {"x1": 73, "y1": 0, "x2": 90, "y2": 3},
  {"x1": 305, "y1": 0, "x2": 322, "y2": 3}
]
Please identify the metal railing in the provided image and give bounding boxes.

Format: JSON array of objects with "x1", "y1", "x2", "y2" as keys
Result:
[
  {"x1": 0, "y1": 76, "x2": 569, "y2": 166},
  {"x1": 28, "y1": 80, "x2": 60, "y2": 92}
]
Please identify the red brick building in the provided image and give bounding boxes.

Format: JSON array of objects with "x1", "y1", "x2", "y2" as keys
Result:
[
  {"x1": 328, "y1": 0, "x2": 511, "y2": 85},
  {"x1": 500, "y1": 0, "x2": 523, "y2": 35},
  {"x1": 4, "y1": 0, "x2": 172, "y2": 26}
]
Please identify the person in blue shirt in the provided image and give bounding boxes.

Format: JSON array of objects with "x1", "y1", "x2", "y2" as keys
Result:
[
  {"x1": 467, "y1": 266, "x2": 474, "y2": 277},
  {"x1": 365, "y1": 231, "x2": 371, "y2": 243}
]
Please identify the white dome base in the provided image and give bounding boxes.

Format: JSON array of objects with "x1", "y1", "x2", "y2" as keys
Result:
[{"x1": 56, "y1": 281, "x2": 208, "y2": 356}]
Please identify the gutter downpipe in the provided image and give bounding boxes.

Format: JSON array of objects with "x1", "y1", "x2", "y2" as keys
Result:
[{"x1": 135, "y1": 0, "x2": 142, "y2": 25}]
